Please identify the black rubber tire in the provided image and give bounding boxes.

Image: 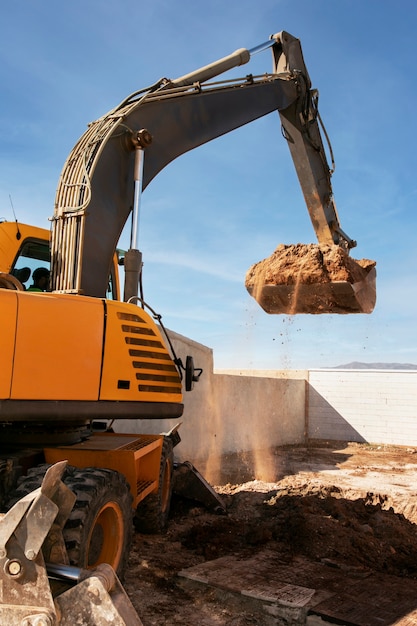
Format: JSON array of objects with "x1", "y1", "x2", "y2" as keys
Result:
[
  {"x1": 134, "y1": 437, "x2": 174, "y2": 534},
  {"x1": 5, "y1": 464, "x2": 133, "y2": 579}
]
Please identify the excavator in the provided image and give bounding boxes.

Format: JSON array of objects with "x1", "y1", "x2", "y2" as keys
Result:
[{"x1": 0, "y1": 31, "x2": 376, "y2": 623}]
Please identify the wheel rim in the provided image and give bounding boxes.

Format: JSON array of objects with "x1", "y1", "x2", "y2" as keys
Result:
[{"x1": 86, "y1": 501, "x2": 124, "y2": 569}]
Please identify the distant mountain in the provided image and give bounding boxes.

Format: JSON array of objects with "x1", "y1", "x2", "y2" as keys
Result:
[{"x1": 333, "y1": 362, "x2": 417, "y2": 370}]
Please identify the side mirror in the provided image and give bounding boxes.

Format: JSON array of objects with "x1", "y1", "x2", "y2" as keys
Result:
[{"x1": 185, "y1": 356, "x2": 203, "y2": 391}]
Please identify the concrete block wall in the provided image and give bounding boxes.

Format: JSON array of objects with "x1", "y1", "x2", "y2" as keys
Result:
[{"x1": 308, "y1": 369, "x2": 417, "y2": 446}]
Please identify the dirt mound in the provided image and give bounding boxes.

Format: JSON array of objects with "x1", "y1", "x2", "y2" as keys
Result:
[
  {"x1": 180, "y1": 485, "x2": 417, "y2": 578},
  {"x1": 245, "y1": 243, "x2": 375, "y2": 286},
  {"x1": 125, "y1": 488, "x2": 417, "y2": 625},
  {"x1": 124, "y1": 444, "x2": 417, "y2": 624}
]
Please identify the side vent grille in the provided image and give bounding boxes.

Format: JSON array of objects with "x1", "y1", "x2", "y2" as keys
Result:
[{"x1": 117, "y1": 312, "x2": 182, "y2": 395}]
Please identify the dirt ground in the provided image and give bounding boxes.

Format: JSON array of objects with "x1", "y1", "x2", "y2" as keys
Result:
[{"x1": 124, "y1": 442, "x2": 417, "y2": 625}]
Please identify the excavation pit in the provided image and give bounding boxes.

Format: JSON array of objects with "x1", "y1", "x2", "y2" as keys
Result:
[{"x1": 124, "y1": 442, "x2": 417, "y2": 625}]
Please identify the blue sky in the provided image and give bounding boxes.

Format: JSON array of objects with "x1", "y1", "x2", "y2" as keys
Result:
[{"x1": 1, "y1": 0, "x2": 416, "y2": 369}]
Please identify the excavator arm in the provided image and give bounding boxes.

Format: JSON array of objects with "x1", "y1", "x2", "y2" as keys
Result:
[{"x1": 51, "y1": 31, "x2": 376, "y2": 314}]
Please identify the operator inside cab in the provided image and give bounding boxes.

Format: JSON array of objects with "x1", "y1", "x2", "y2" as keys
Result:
[{"x1": 27, "y1": 267, "x2": 50, "y2": 292}]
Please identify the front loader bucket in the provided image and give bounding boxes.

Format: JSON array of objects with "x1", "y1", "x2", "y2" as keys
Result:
[{"x1": 245, "y1": 243, "x2": 376, "y2": 315}]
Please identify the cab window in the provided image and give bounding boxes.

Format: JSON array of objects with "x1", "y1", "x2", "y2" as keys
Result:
[{"x1": 11, "y1": 239, "x2": 50, "y2": 290}]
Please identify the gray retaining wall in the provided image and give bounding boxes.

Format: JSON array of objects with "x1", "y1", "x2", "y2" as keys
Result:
[{"x1": 114, "y1": 331, "x2": 417, "y2": 480}]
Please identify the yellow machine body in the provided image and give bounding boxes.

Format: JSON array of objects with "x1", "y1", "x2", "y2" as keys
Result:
[
  {"x1": 0, "y1": 221, "x2": 183, "y2": 420},
  {"x1": 0, "y1": 291, "x2": 182, "y2": 408}
]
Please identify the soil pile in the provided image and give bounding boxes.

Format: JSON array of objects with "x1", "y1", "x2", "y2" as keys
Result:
[
  {"x1": 124, "y1": 443, "x2": 417, "y2": 625},
  {"x1": 245, "y1": 244, "x2": 375, "y2": 287}
]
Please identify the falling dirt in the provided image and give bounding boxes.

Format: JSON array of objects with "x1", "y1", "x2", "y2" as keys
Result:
[{"x1": 124, "y1": 442, "x2": 417, "y2": 625}]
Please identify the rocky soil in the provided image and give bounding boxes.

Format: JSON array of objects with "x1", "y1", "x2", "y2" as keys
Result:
[
  {"x1": 124, "y1": 442, "x2": 417, "y2": 625},
  {"x1": 245, "y1": 244, "x2": 375, "y2": 287}
]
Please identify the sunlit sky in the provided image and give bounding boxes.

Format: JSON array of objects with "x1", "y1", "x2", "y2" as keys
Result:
[{"x1": 1, "y1": 1, "x2": 416, "y2": 369}]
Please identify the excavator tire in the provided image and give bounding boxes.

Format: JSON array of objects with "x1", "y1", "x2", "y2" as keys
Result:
[
  {"x1": 134, "y1": 437, "x2": 174, "y2": 534},
  {"x1": 62, "y1": 466, "x2": 133, "y2": 579},
  {"x1": 5, "y1": 464, "x2": 133, "y2": 580}
]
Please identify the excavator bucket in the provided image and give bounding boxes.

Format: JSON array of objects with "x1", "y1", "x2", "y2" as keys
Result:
[{"x1": 245, "y1": 243, "x2": 376, "y2": 315}]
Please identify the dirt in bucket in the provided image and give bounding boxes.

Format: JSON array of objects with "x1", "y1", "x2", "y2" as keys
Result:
[{"x1": 245, "y1": 244, "x2": 376, "y2": 315}]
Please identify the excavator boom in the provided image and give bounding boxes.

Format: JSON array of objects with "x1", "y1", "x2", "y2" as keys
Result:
[{"x1": 50, "y1": 31, "x2": 375, "y2": 314}]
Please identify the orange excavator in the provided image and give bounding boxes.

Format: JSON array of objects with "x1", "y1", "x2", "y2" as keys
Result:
[{"x1": 0, "y1": 31, "x2": 376, "y2": 623}]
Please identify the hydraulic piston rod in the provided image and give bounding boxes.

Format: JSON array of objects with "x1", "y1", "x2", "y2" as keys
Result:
[
  {"x1": 171, "y1": 33, "x2": 282, "y2": 88},
  {"x1": 124, "y1": 129, "x2": 152, "y2": 302}
]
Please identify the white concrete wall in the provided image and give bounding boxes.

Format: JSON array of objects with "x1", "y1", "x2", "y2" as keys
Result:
[{"x1": 308, "y1": 369, "x2": 417, "y2": 445}]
